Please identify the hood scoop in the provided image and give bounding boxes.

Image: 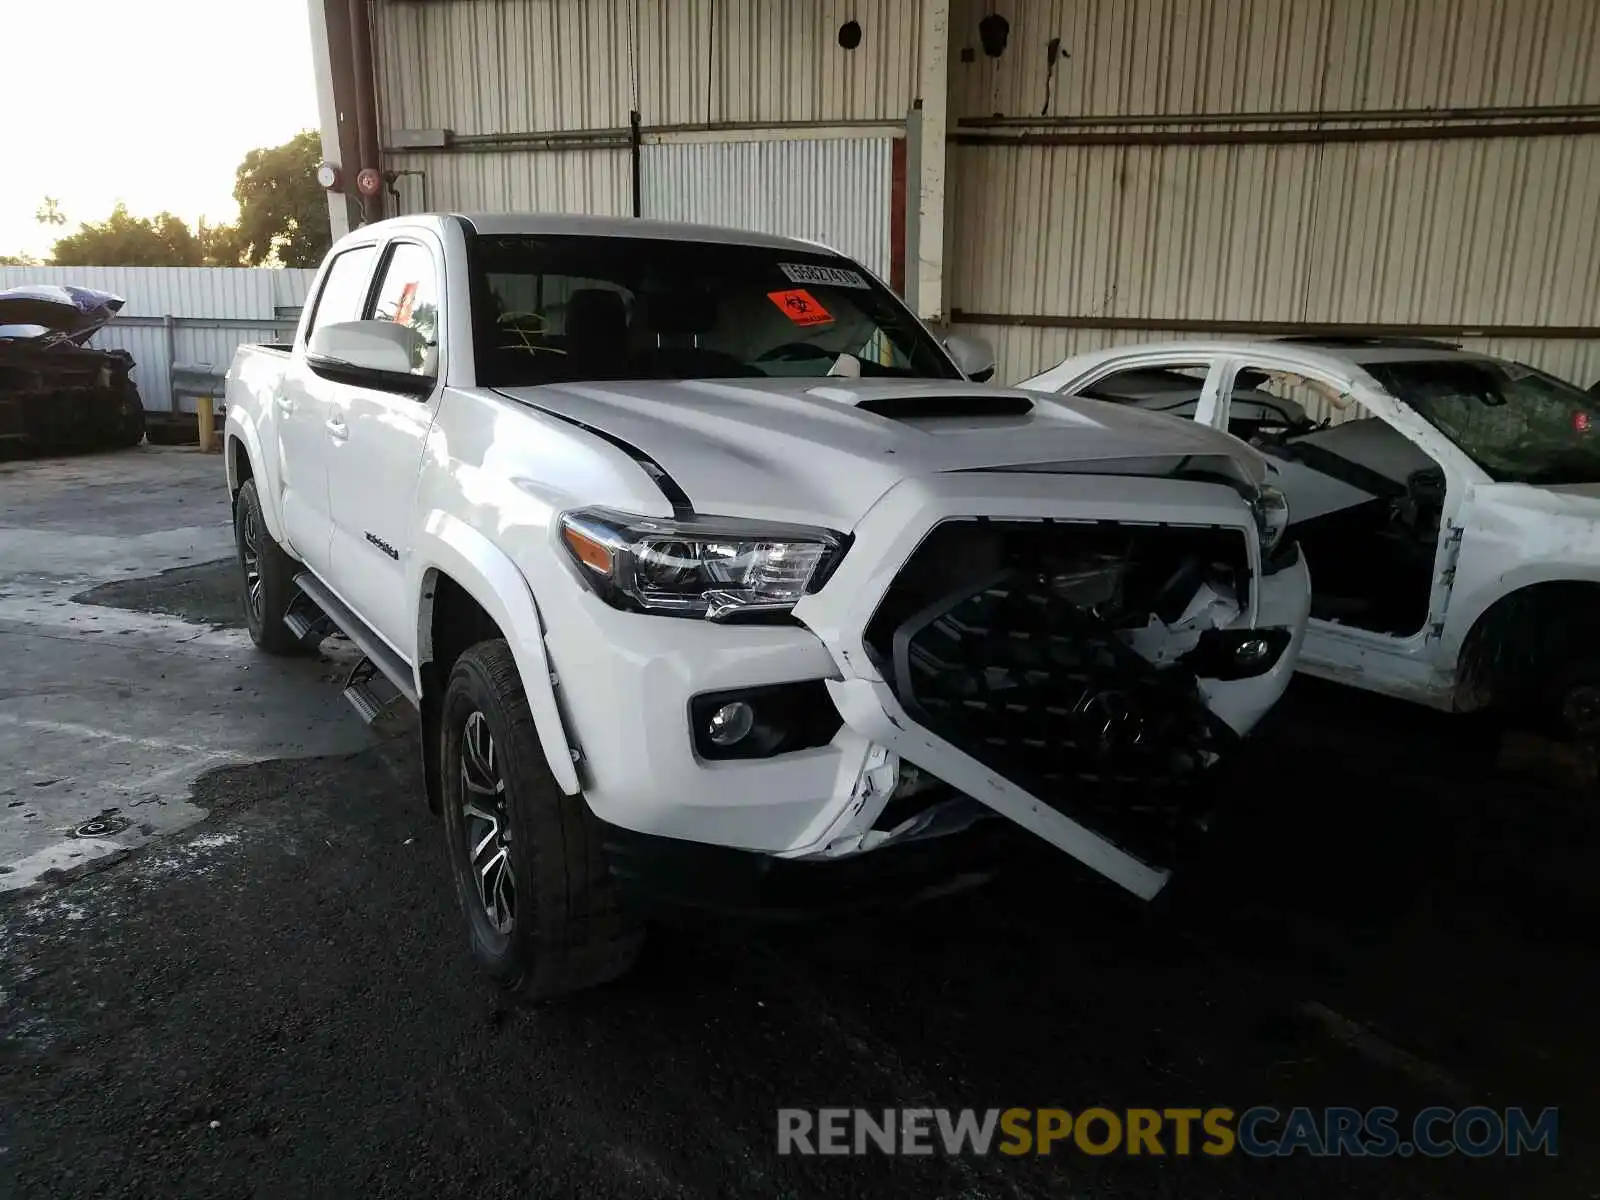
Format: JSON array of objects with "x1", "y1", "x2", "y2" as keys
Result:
[{"x1": 846, "y1": 393, "x2": 1035, "y2": 420}]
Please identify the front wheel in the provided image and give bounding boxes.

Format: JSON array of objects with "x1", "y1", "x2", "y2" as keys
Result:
[{"x1": 439, "y1": 640, "x2": 643, "y2": 999}]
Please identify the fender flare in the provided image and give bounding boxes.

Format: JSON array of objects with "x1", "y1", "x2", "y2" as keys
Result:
[
  {"x1": 223, "y1": 408, "x2": 287, "y2": 545},
  {"x1": 411, "y1": 511, "x2": 581, "y2": 795}
]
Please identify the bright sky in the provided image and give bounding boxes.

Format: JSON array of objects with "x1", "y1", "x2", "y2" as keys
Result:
[{"x1": 2, "y1": 0, "x2": 320, "y2": 258}]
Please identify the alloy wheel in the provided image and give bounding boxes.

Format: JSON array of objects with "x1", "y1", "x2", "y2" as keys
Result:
[
  {"x1": 240, "y1": 505, "x2": 264, "y2": 624},
  {"x1": 459, "y1": 710, "x2": 515, "y2": 934},
  {"x1": 1560, "y1": 683, "x2": 1600, "y2": 740}
]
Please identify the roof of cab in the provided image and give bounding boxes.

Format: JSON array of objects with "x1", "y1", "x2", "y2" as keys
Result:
[{"x1": 452, "y1": 212, "x2": 838, "y2": 254}]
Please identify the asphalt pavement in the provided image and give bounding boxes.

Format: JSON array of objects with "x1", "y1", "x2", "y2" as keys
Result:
[{"x1": 1, "y1": 448, "x2": 1595, "y2": 1199}]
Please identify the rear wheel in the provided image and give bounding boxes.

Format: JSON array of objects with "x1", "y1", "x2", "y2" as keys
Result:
[
  {"x1": 440, "y1": 640, "x2": 643, "y2": 999},
  {"x1": 233, "y1": 479, "x2": 305, "y2": 655},
  {"x1": 1550, "y1": 657, "x2": 1600, "y2": 741}
]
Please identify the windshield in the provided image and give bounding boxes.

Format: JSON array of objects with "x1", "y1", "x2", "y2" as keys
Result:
[
  {"x1": 466, "y1": 234, "x2": 959, "y2": 388},
  {"x1": 1364, "y1": 358, "x2": 1600, "y2": 486}
]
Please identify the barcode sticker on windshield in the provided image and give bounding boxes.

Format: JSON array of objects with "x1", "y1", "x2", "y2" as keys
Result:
[{"x1": 779, "y1": 262, "x2": 870, "y2": 290}]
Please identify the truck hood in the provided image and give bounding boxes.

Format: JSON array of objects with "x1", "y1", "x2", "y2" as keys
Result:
[{"x1": 493, "y1": 377, "x2": 1267, "y2": 528}]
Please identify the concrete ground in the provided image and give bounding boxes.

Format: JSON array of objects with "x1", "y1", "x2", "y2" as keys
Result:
[
  {"x1": 0, "y1": 448, "x2": 1594, "y2": 1198},
  {"x1": 0, "y1": 447, "x2": 378, "y2": 890}
]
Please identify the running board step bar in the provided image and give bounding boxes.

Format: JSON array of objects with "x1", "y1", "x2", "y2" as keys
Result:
[
  {"x1": 282, "y1": 597, "x2": 336, "y2": 647},
  {"x1": 292, "y1": 572, "x2": 419, "y2": 708},
  {"x1": 342, "y1": 656, "x2": 403, "y2": 724}
]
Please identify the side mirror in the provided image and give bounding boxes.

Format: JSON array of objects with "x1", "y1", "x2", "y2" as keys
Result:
[
  {"x1": 944, "y1": 332, "x2": 996, "y2": 383},
  {"x1": 307, "y1": 320, "x2": 433, "y2": 394}
]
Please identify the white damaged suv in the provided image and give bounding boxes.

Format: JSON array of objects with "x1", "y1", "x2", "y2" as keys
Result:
[{"x1": 225, "y1": 215, "x2": 1310, "y2": 997}]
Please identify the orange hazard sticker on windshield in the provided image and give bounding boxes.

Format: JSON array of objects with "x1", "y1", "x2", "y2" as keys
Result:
[{"x1": 767, "y1": 288, "x2": 833, "y2": 326}]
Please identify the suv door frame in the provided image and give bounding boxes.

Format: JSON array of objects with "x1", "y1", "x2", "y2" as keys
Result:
[
  {"x1": 1038, "y1": 349, "x2": 1230, "y2": 427},
  {"x1": 1210, "y1": 352, "x2": 1483, "y2": 702}
]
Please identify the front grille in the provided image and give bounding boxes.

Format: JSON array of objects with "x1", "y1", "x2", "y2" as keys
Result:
[{"x1": 865, "y1": 520, "x2": 1247, "y2": 869}]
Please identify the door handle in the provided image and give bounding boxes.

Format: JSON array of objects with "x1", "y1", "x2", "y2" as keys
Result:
[
  {"x1": 325, "y1": 417, "x2": 349, "y2": 442},
  {"x1": 275, "y1": 396, "x2": 295, "y2": 414}
]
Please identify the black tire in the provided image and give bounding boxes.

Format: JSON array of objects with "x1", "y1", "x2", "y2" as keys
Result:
[
  {"x1": 440, "y1": 639, "x2": 644, "y2": 999},
  {"x1": 234, "y1": 479, "x2": 306, "y2": 655},
  {"x1": 1548, "y1": 655, "x2": 1600, "y2": 742},
  {"x1": 115, "y1": 383, "x2": 146, "y2": 447}
]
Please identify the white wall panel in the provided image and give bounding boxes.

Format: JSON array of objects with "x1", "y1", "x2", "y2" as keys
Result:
[
  {"x1": 0, "y1": 267, "x2": 316, "y2": 320},
  {"x1": 641, "y1": 138, "x2": 894, "y2": 277},
  {"x1": 0, "y1": 267, "x2": 315, "y2": 411}
]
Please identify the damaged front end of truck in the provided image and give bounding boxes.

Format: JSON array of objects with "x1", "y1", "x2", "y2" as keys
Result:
[{"x1": 792, "y1": 461, "x2": 1309, "y2": 900}]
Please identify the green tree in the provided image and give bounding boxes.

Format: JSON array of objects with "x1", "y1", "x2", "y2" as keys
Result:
[
  {"x1": 50, "y1": 204, "x2": 209, "y2": 267},
  {"x1": 0, "y1": 253, "x2": 40, "y2": 266},
  {"x1": 231, "y1": 130, "x2": 332, "y2": 268}
]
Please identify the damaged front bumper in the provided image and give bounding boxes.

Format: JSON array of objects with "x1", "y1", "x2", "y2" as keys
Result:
[{"x1": 791, "y1": 471, "x2": 1310, "y2": 900}]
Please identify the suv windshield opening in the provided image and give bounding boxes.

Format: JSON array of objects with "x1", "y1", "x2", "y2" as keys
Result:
[
  {"x1": 466, "y1": 234, "x2": 959, "y2": 388},
  {"x1": 1365, "y1": 358, "x2": 1600, "y2": 486}
]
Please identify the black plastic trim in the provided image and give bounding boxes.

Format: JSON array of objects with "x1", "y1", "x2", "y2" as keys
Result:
[
  {"x1": 688, "y1": 679, "x2": 843, "y2": 761},
  {"x1": 596, "y1": 816, "x2": 1016, "y2": 919}
]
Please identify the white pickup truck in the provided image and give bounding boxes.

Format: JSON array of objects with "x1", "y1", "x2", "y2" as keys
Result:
[{"x1": 225, "y1": 214, "x2": 1310, "y2": 998}]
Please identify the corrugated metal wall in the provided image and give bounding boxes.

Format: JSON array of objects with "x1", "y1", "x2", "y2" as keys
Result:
[
  {"x1": 385, "y1": 148, "x2": 632, "y2": 217},
  {"x1": 641, "y1": 139, "x2": 894, "y2": 276},
  {"x1": 375, "y1": 0, "x2": 922, "y2": 133},
  {"x1": 373, "y1": 0, "x2": 919, "y2": 226},
  {"x1": 0, "y1": 266, "x2": 317, "y2": 412},
  {"x1": 944, "y1": 0, "x2": 1600, "y2": 386},
  {"x1": 948, "y1": 0, "x2": 1600, "y2": 118}
]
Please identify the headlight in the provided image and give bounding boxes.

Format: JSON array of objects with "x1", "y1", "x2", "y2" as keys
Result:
[
  {"x1": 1251, "y1": 484, "x2": 1290, "y2": 553},
  {"x1": 558, "y1": 507, "x2": 845, "y2": 621}
]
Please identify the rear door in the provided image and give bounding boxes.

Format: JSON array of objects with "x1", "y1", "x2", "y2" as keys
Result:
[
  {"x1": 279, "y1": 244, "x2": 378, "y2": 576},
  {"x1": 323, "y1": 235, "x2": 445, "y2": 661}
]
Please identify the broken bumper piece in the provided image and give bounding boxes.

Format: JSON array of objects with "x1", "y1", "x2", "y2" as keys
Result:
[{"x1": 793, "y1": 473, "x2": 1310, "y2": 900}]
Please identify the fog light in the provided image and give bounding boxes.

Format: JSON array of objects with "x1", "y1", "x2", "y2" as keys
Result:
[
  {"x1": 1177, "y1": 627, "x2": 1294, "y2": 681},
  {"x1": 1234, "y1": 636, "x2": 1272, "y2": 664},
  {"x1": 707, "y1": 701, "x2": 755, "y2": 747}
]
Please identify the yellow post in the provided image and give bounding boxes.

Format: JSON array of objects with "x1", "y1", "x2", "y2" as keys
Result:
[{"x1": 197, "y1": 398, "x2": 216, "y2": 452}]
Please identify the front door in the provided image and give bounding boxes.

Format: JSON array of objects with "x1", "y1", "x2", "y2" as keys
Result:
[
  {"x1": 1214, "y1": 361, "x2": 1458, "y2": 699},
  {"x1": 278, "y1": 243, "x2": 379, "y2": 577},
  {"x1": 324, "y1": 237, "x2": 445, "y2": 662}
]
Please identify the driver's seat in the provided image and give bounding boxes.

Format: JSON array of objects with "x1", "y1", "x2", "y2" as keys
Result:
[{"x1": 565, "y1": 289, "x2": 629, "y2": 377}]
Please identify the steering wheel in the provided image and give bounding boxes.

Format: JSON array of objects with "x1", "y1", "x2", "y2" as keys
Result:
[
  {"x1": 497, "y1": 310, "x2": 549, "y2": 333},
  {"x1": 756, "y1": 341, "x2": 835, "y2": 363}
]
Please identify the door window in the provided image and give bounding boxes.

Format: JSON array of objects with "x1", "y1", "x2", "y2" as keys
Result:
[
  {"x1": 368, "y1": 242, "x2": 442, "y2": 379},
  {"x1": 1072, "y1": 364, "x2": 1212, "y2": 419},
  {"x1": 1219, "y1": 368, "x2": 1334, "y2": 442},
  {"x1": 305, "y1": 246, "x2": 377, "y2": 342}
]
